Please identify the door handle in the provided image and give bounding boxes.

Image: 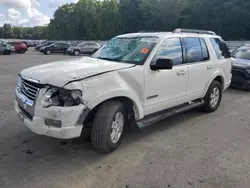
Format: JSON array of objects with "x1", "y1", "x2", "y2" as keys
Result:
[
  {"x1": 207, "y1": 64, "x2": 213, "y2": 70},
  {"x1": 177, "y1": 70, "x2": 187, "y2": 76}
]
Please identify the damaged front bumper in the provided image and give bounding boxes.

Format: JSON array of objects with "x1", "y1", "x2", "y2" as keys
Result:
[{"x1": 14, "y1": 100, "x2": 87, "y2": 139}]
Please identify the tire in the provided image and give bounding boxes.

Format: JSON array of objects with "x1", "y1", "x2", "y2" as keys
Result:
[
  {"x1": 91, "y1": 100, "x2": 127, "y2": 153},
  {"x1": 202, "y1": 81, "x2": 222, "y2": 113},
  {"x1": 46, "y1": 50, "x2": 51, "y2": 55},
  {"x1": 74, "y1": 50, "x2": 80, "y2": 56},
  {"x1": 20, "y1": 49, "x2": 25, "y2": 54},
  {"x1": 3, "y1": 50, "x2": 11, "y2": 55}
]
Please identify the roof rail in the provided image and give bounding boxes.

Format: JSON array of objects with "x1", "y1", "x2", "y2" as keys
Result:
[
  {"x1": 137, "y1": 30, "x2": 158, "y2": 33},
  {"x1": 173, "y1": 28, "x2": 216, "y2": 35}
]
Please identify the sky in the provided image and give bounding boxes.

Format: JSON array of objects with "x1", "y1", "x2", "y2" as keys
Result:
[{"x1": 0, "y1": 0, "x2": 79, "y2": 27}]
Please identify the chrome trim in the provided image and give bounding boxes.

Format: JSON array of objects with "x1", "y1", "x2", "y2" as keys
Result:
[{"x1": 19, "y1": 74, "x2": 40, "y2": 83}]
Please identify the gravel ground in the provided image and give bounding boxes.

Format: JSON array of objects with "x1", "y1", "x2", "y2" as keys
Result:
[{"x1": 1, "y1": 49, "x2": 250, "y2": 188}]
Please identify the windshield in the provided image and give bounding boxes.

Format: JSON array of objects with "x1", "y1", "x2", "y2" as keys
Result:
[
  {"x1": 92, "y1": 37, "x2": 158, "y2": 65},
  {"x1": 232, "y1": 47, "x2": 250, "y2": 60}
]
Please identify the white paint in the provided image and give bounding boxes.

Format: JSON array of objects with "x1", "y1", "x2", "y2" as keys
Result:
[{"x1": 16, "y1": 32, "x2": 232, "y2": 139}]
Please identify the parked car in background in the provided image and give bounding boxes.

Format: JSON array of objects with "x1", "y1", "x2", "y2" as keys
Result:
[
  {"x1": 40, "y1": 42, "x2": 70, "y2": 55},
  {"x1": 15, "y1": 29, "x2": 232, "y2": 153},
  {"x1": 22, "y1": 41, "x2": 29, "y2": 48},
  {"x1": 67, "y1": 42, "x2": 101, "y2": 56},
  {"x1": 231, "y1": 45, "x2": 250, "y2": 90},
  {"x1": 0, "y1": 42, "x2": 14, "y2": 55},
  {"x1": 7, "y1": 42, "x2": 28, "y2": 54},
  {"x1": 35, "y1": 41, "x2": 54, "y2": 51}
]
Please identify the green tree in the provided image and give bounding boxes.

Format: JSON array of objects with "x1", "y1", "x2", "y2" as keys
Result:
[
  {"x1": 13, "y1": 27, "x2": 23, "y2": 39},
  {"x1": 3, "y1": 23, "x2": 14, "y2": 39}
]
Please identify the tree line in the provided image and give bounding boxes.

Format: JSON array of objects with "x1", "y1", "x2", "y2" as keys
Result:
[{"x1": 1, "y1": 0, "x2": 250, "y2": 40}]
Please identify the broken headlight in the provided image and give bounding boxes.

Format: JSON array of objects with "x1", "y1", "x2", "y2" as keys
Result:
[{"x1": 41, "y1": 87, "x2": 82, "y2": 108}]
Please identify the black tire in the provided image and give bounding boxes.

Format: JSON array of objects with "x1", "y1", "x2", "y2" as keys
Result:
[
  {"x1": 20, "y1": 49, "x2": 25, "y2": 54},
  {"x1": 91, "y1": 100, "x2": 127, "y2": 153},
  {"x1": 3, "y1": 50, "x2": 11, "y2": 55},
  {"x1": 202, "y1": 81, "x2": 222, "y2": 113},
  {"x1": 73, "y1": 50, "x2": 80, "y2": 56}
]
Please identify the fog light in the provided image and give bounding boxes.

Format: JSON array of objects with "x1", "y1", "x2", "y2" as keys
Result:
[{"x1": 45, "y1": 119, "x2": 62, "y2": 128}]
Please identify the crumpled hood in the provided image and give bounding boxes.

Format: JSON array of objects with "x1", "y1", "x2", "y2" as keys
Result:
[
  {"x1": 21, "y1": 57, "x2": 134, "y2": 87},
  {"x1": 233, "y1": 58, "x2": 250, "y2": 68}
]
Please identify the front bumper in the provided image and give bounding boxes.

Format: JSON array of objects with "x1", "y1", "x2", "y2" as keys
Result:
[
  {"x1": 14, "y1": 100, "x2": 85, "y2": 139},
  {"x1": 231, "y1": 68, "x2": 250, "y2": 89}
]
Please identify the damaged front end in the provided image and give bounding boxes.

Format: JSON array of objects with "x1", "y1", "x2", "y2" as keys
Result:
[{"x1": 15, "y1": 76, "x2": 90, "y2": 139}]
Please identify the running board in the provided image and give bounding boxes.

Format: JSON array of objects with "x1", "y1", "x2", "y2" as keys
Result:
[{"x1": 136, "y1": 99, "x2": 205, "y2": 129}]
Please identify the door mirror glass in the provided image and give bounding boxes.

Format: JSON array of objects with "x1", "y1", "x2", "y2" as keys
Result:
[{"x1": 150, "y1": 59, "x2": 173, "y2": 70}]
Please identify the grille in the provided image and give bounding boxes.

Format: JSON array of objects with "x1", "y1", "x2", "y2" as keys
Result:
[
  {"x1": 20, "y1": 78, "x2": 41, "y2": 101},
  {"x1": 232, "y1": 68, "x2": 250, "y2": 79}
]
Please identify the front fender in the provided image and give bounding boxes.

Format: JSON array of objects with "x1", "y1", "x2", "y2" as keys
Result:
[{"x1": 64, "y1": 70, "x2": 145, "y2": 119}]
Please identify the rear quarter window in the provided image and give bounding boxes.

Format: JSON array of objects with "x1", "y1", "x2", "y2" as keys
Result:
[{"x1": 209, "y1": 38, "x2": 231, "y2": 59}]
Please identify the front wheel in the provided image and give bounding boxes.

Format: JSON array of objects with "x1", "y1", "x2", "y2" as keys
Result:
[
  {"x1": 202, "y1": 81, "x2": 222, "y2": 113},
  {"x1": 91, "y1": 100, "x2": 127, "y2": 153},
  {"x1": 46, "y1": 50, "x2": 51, "y2": 55},
  {"x1": 74, "y1": 50, "x2": 80, "y2": 56}
]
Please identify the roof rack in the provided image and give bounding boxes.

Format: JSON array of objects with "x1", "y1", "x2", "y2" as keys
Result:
[{"x1": 173, "y1": 28, "x2": 216, "y2": 35}]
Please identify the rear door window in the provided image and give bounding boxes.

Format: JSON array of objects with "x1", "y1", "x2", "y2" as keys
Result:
[
  {"x1": 209, "y1": 38, "x2": 231, "y2": 59},
  {"x1": 184, "y1": 37, "x2": 203, "y2": 63}
]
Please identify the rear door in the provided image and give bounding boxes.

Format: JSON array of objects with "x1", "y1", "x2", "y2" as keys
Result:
[
  {"x1": 184, "y1": 37, "x2": 212, "y2": 101},
  {"x1": 61, "y1": 43, "x2": 69, "y2": 52}
]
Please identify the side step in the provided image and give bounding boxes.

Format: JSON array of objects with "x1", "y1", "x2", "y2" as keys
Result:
[{"x1": 136, "y1": 99, "x2": 205, "y2": 129}]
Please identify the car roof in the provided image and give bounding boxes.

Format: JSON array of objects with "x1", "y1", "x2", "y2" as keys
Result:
[{"x1": 117, "y1": 32, "x2": 221, "y2": 40}]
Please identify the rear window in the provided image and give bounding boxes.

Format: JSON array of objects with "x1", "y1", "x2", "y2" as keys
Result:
[{"x1": 209, "y1": 38, "x2": 231, "y2": 59}]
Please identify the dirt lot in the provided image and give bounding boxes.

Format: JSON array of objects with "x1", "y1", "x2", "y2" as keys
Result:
[{"x1": 1, "y1": 49, "x2": 250, "y2": 188}]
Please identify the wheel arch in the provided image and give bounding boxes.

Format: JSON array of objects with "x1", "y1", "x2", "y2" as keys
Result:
[
  {"x1": 203, "y1": 73, "x2": 225, "y2": 97},
  {"x1": 81, "y1": 94, "x2": 144, "y2": 127}
]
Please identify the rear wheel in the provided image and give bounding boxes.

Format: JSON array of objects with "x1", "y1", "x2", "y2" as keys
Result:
[
  {"x1": 3, "y1": 50, "x2": 11, "y2": 55},
  {"x1": 202, "y1": 81, "x2": 222, "y2": 113},
  {"x1": 19, "y1": 49, "x2": 25, "y2": 54},
  {"x1": 91, "y1": 100, "x2": 127, "y2": 153},
  {"x1": 74, "y1": 50, "x2": 80, "y2": 56}
]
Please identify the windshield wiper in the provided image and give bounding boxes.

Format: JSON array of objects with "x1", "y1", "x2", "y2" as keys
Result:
[{"x1": 97, "y1": 57, "x2": 120, "y2": 62}]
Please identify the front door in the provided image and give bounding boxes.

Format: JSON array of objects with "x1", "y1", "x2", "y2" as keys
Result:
[
  {"x1": 144, "y1": 37, "x2": 189, "y2": 116},
  {"x1": 184, "y1": 37, "x2": 212, "y2": 100}
]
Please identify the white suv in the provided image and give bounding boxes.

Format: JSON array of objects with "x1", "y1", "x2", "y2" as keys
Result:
[{"x1": 15, "y1": 29, "x2": 232, "y2": 153}]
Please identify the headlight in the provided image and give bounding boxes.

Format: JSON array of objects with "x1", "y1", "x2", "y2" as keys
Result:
[{"x1": 41, "y1": 87, "x2": 82, "y2": 108}]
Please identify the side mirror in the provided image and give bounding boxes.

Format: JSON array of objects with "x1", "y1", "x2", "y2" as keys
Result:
[{"x1": 150, "y1": 59, "x2": 173, "y2": 70}]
